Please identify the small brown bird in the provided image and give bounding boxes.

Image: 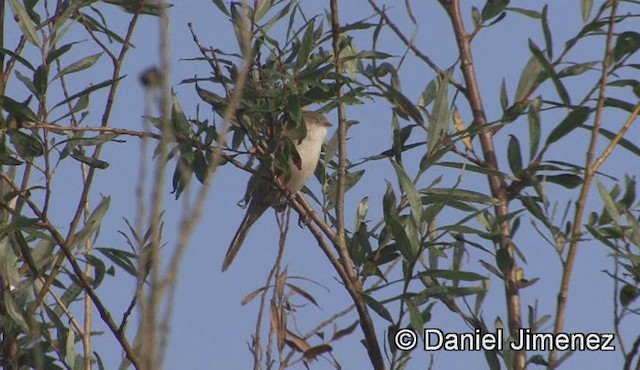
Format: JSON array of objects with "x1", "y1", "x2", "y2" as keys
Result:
[{"x1": 222, "y1": 111, "x2": 332, "y2": 271}]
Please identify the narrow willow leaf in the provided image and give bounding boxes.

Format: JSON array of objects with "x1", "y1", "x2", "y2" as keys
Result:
[
  {"x1": 542, "y1": 174, "x2": 583, "y2": 189},
  {"x1": 471, "y1": 6, "x2": 481, "y2": 28},
  {"x1": 296, "y1": 20, "x2": 316, "y2": 70},
  {"x1": 528, "y1": 97, "x2": 541, "y2": 160},
  {"x1": 3, "y1": 291, "x2": 29, "y2": 331},
  {"x1": 499, "y1": 78, "x2": 509, "y2": 111},
  {"x1": 541, "y1": 5, "x2": 553, "y2": 59},
  {"x1": 211, "y1": 0, "x2": 231, "y2": 16},
  {"x1": 529, "y1": 39, "x2": 569, "y2": 106},
  {"x1": 66, "y1": 328, "x2": 76, "y2": 369},
  {"x1": 545, "y1": 107, "x2": 590, "y2": 145},
  {"x1": 388, "y1": 215, "x2": 415, "y2": 262},
  {"x1": 603, "y1": 97, "x2": 637, "y2": 113},
  {"x1": 254, "y1": 0, "x2": 273, "y2": 22},
  {"x1": 15, "y1": 71, "x2": 38, "y2": 97},
  {"x1": 52, "y1": 53, "x2": 102, "y2": 80},
  {"x1": 581, "y1": 0, "x2": 593, "y2": 23},
  {"x1": 596, "y1": 179, "x2": 620, "y2": 224},
  {"x1": 515, "y1": 56, "x2": 543, "y2": 102},
  {"x1": 613, "y1": 31, "x2": 640, "y2": 62},
  {"x1": 0, "y1": 47, "x2": 35, "y2": 71},
  {"x1": 557, "y1": 61, "x2": 598, "y2": 78},
  {"x1": 419, "y1": 269, "x2": 487, "y2": 281},
  {"x1": 8, "y1": 0, "x2": 40, "y2": 46},
  {"x1": 481, "y1": 0, "x2": 510, "y2": 21},
  {"x1": 421, "y1": 188, "x2": 497, "y2": 205},
  {"x1": 230, "y1": 3, "x2": 249, "y2": 56},
  {"x1": 10, "y1": 131, "x2": 44, "y2": 157},
  {"x1": 0, "y1": 95, "x2": 38, "y2": 122},
  {"x1": 507, "y1": 135, "x2": 523, "y2": 175},
  {"x1": 52, "y1": 78, "x2": 120, "y2": 109},
  {"x1": 437, "y1": 161, "x2": 508, "y2": 179},
  {"x1": 391, "y1": 160, "x2": 421, "y2": 228},
  {"x1": 70, "y1": 151, "x2": 109, "y2": 169},
  {"x1": 427, "y1": 75, "x2": 450, "y2": 153},
  {"x1": 362, "y1": 293, "x2": 393, "y2": 322},
  {"x1": 506, "y1": 7, "x2": 541, "y2": 19},
  {"x1": 404, "y1": 298, "x2": 424, "y2": 333}
]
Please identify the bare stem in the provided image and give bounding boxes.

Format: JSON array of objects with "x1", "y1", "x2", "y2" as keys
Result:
[
  {"x1": 438, "y1": 1, "x2": 523, "y2": 369},
  {"x1": 548, "y1": 1, "x2": 620, "y2": 368}
]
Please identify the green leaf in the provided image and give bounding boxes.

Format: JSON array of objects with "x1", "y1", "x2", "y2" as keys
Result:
[
  {"x1": 581, "y1": 0, "x2": 593, "y2": 23},
  {"x1": 70, "y1": 151, "x2": 109, "y2": 169},
  {"x1": 33, "y1": 65, "x2": 48, "y2": 97},
  {"x1": 52, "y1": 78, "x2": 121, "y2": 109},
  {"x1": 496, "y1": 248, "x2": 512, "y2": 274},
  {"x1": 545, "y1": 107, "x2": 590, "y2": 145},
  {"x1": 230, "y1": 3, "x2": 250, "y2": 56},
  {"x1": 391, "y1": 160, "x2": 421, "y2": 228},
  {"x1": 543, "y1": 174, "x2": 583, "y2": 189},
  {"x1": 541, "y1": 5, "x2": 553, "y2": 59},
  {"x1": 0, "y1": 47, "x2": 35, "y2": 71},
  {"x1": 97, "y1": 247, "x2": 137, "y2": 277},
  {"x1": 484, "y1": 346, "x2": 501, "y2": 370},
  {"x1": 603, "y1": 97, "x2": 637, "y2": 113},
  {"x1": 506, "y1": 7, "x2": 540, "y2": 19},
  {"x1": 528, "y1": 96, "x2": 541, "y2": 160},
  {"x1": 8, "y1": 0, "x2": 40, "y2": 46},
  {"x1": 427, "y1": 74, "x2": 450, "y2": 154},
  {"x1": 14, "y1": 71, "x2": 38, "y2": 97},
  {"x1": 471, "y1": 6, "x2": 481, "y2": 27},
  {"x1": 171, "y1": 96, "x2": 190, "y2": 136},
  {"x1": 620, "y1": 284, "x2": 639, "y2": 307},
  {"x1": 419, "y1": 269, "x2": 487, "y2": 281},
  {"x1": 507, "y1": 135, "x2": 523, "y2": 175},
  {"x1": 196, "y1": 85, "x2": 226, "y2": 112},
  {"x1": 296, "y1": 19, "x2": 316, "y2": 71},
  {"x1": 596, "y1": 179, "x2": 620, "y2": 224},
  {"x1": 557, "y1": 61, "x2": 598, "y2": 78},
  {"x1": 529, "y1": 39, "x2": 569, "y2": 106},
  {"x1": 421, "y1": 188, "x2": 497, "y2": 205},
  {"x1": 388, "y1": 215, "x2": 415, "y2": 262},
  {"x1": 73, "y1": 196, "x2": 111, "y2": 249},
  {"x1": 3, "y1": 291, "x2": 29, "y2": 331},
  {"x1": 481, "y1": 0, "x2": 510, "y2": 21},
  {"x1": 210, "y1": 0, "x2": 230, "y2": 16},
  {"x1": 613, "y1": 31, "x2": 640, "y2": 62},
  {"x1": 52, "y1": 53, "x2": 102, "y2": 80},
  {"x1": 10, "y1": 131, "x2": 44, "y2": 157},
  {"x1": 383, "y1": 84, "x2": 425, "y2": 127},
  {"x1": 66, "y1": 328, "x2": 76, "y2": 369},
  {"x1": 0, "y1": 95, "x2": 38, "y2": 122},
  {"x1": 437, "y1": 161, "x2": 509, "y2": 179},
  {"x1": 499, "y1": 78, "x2": 509, "y2": 111},
  {"x1": 362, "y1": 293, "x2": 393, "y2": 322},
  {"x1": 46, "y1": 42, "x2": 76, "y2": 65},
  {"x1": 515, "y1": 56, "x2": 544, "y2": 102}
]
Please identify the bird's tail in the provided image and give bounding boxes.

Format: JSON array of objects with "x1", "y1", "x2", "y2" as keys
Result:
[{"x1": 222, "y1": 201, "x2": 268, "y2": 271}]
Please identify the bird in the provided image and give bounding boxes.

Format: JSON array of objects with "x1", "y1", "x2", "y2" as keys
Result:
[{"x1": 222, "y1": 111, "x2": 332, "y2": 271}]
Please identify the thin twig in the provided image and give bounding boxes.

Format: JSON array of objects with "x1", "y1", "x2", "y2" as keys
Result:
[
  {"x1": 549, "y1": 1, "x2": 620, "y2": 368},
  {"x1": 437, "y1": 0, "x2": 523, "y2": 369}
]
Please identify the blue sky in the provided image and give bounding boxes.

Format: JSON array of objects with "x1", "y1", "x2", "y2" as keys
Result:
[{"x1": 4, "y1": 0, "x2": 640, "y2": 369}]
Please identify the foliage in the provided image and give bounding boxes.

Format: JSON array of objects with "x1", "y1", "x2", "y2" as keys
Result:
[{"x1": 1, "y1": 0, "x2": 639, "y2": 370}]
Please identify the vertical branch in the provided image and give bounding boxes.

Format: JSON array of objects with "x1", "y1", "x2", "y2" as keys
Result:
[
  {"x1": 328, "y1": 2, "x2": 385, "y2": 370},
  {"x1": 140, "y1": 6, "x2": 172, "y2": 370},
  {"x1": 438, "y1": 1, "x2": 523, "y2": 369},
  {"x1": 329, "y1": 0, "x2": 346, "y2": 244},
  {"x1": 548, "y1": 1, "x2": 619, "y2": 368}
]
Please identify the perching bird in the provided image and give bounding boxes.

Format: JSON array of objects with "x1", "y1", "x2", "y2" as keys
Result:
[{"x1": 222, "y1": 111, "x2": 332, "y2": 271}]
